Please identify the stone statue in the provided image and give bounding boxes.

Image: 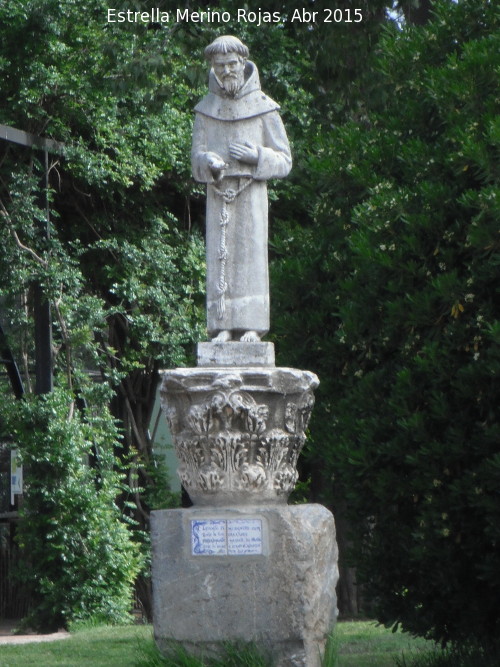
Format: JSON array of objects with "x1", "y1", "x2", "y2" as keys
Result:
[
  {"x1": 156, "y1": 37, "x2": 336, "y2": 667},
  {"x1": 192, "y1": 35, "x2": 292, "y2": 343}
]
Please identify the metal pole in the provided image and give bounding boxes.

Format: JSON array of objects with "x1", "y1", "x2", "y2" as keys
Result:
[
  {"x1": 0, "y1": 126, "x2": 63, "y2": 395},
  {"x1": 34, "y1": 150, "x2": 53, "y2": 394},
  {"x1": 0, "y1": 323, "x2": 24, "y2": 399}
]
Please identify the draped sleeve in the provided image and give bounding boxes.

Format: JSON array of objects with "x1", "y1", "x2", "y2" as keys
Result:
[
  {"x1": 253, "y1": 112, "x2": 292, "y2": 181},
  {"x1": 191, "y1": 113, "x2": 217, "y2": 183}
]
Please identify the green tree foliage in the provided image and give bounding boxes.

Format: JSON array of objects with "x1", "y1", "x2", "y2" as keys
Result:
[
  {"x1": 272, "y1": 0, "x2": 499, "y2": 647},
  {"x1": 3, "y1": 0, "x2": 496, "y2": 644},
  {"x1": 0, "y1": 0, "x2": 206, "y2": 620},
  {"x1": 0, "y1": 19, "x2": 206, "y2": 438},
  {"x1": 0, "y1": 388, "x2": 142, "y2": 632}
]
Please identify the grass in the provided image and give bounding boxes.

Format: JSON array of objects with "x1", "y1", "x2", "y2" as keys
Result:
[
  {"x1": 0, "y1": 624, "x2": 151, "y2": 666},
  {"x1": 0, "y1": 621, "x2": 446, "y2": 667},
  {"x1": 333, "y1": 620, "x2": 432, "y2": 666},
  {"x1": 135, "y1": 638, "x2": 272, "y2": 666},
  {"x1": 394, "y1": 640, "x2": 500, "y2": 667}
]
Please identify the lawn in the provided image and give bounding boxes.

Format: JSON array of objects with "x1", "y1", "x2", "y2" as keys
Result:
[
  {"x1": 0, "y1": 621, "x2": 435, "y2": 666},
  {"x1": 334, "y1": 620, "x2": 431, "y2": 666},
  {"x1": 0, "y1": 624, "x2": 152, "y2": 667}
]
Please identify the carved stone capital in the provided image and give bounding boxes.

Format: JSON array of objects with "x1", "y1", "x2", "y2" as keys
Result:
[{"x1": 160, "y1": 368, "x2": 319, "y2": 506}]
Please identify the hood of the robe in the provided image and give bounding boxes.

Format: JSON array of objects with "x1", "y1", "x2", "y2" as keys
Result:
[{"x1": 194, "y1": 61, "x2": 280, "y2": 121}]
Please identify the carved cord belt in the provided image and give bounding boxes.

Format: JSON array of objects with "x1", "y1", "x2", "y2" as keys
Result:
[{"x1": 211, "y1": 177, "x2": 253, "y2": 320}]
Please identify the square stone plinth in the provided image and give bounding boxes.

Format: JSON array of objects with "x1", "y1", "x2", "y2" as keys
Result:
[
  {"x1": 151, "y1": 504, "x2": 338, "y2": 667},
  {"x1": 197, "y1": 341, "x2": 275, "y2": 367}
]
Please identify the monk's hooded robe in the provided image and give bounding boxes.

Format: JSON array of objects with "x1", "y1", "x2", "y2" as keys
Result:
[{"x1": 191, "y1": 61, "x2": 292, "y2": 338}]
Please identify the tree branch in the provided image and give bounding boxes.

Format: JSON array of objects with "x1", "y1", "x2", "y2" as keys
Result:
[{"x1": 0, "y1": 199, "x2": 48, "y2": 267}]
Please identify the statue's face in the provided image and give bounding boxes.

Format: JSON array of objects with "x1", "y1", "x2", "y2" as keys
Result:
[{"x1": 212, "y1": 52, "x2": 245, "y2": 95}]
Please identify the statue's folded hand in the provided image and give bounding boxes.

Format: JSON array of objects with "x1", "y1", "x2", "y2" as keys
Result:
[
  {"x1": 229, "y1": 141, "x2": 259, "y2": 165},
  {"x1": 207, "y1": 152, "x2": 225, "y2": 169},
  {"x1": 206, "y1": 152, "x2": 227, "y2": 180}
]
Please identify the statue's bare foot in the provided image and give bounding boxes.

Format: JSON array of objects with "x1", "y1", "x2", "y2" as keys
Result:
[
  {"x1": 212, "y1": 330, "x2": 232, "y2": 342},
  {"x1": 240, "y1": 330, "x2": 261, "y2": 343}
]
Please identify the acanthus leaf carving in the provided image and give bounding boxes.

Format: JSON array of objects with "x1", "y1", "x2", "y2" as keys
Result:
[
  {"x1": 299, "y1": 391, "x2": 315, "y2": 432},
  {"x1": 285, "y1": 402, "x2": 298, "y2": 434},
  {"x1": 257, "y1": 429, "x2": 290, "y2": 472},
  {"x1": 285, "y1": 392, "x2": 315, "y2": 434},
  {"x1": 210, "y1": 433, "x2": 248, "y2": 474},
  {"x1": 246, "y1": 404, "x2": 269, "y2": 435},
  {"x1": 198, "y1": 464, "x2": 225, "y2": 492},
  {"x1": 273, "y1": 466, "x2": 298, "y2": 494},
  {"x1": 187, "y1": 404, "x2": 211, "y2": 435},
  {"x1": 161, "y1": 368, "x2": 318, "y2": 505},
  {"x1": 237, "y1": 463, "x2": 267, "y2": 491},
  {"x1": 164, "y1": 406, "x2": 180, "y2": 435}
]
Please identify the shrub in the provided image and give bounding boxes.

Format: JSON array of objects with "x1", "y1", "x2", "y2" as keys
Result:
[
  {"x1": 0, "y1": 388, "x2": 142, "y2": 632},
  {"x1": 273, "y1": 0, "x2": 500, "y2": 648}
]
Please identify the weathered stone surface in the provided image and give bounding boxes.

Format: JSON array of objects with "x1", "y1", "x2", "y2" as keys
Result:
[
  {"x1": 160, "y1": 367, "x2": 319, "y2": 506},
  {"x1": 151, "y1": 504, "x2": 338, "y2": 667},
  {"x1": 192, "y1": 35, "x2": 292, "y2": 342},
  {"x1": 153, "y1": 35, "x2": 337, "y2": 667},
  {"x1": 197, "y1": 341, "x2": 275, "y2": 367}
]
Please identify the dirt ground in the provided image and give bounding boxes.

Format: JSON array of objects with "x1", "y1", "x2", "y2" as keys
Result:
[{"x1": 0, "y1": 619, "x2": 69, "y2": 645}]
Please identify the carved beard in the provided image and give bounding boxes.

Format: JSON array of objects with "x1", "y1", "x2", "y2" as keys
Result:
[{"x1": 219, "y1": 72, "x2": 245, "y2": 97}]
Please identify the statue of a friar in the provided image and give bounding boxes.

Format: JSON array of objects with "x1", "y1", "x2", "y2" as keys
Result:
[{"x1": 192, "y1": 35, "x2": 292, "y2": 343}]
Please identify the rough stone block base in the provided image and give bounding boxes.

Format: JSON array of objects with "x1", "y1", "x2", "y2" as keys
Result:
[{"x1": 151, "y1": 504, "x2": 338, "y2": 667}]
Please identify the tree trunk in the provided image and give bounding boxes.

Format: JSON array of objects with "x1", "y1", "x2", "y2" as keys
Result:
[
  {"x1": 309, "y1": 460, "x2": 362, "y2": 616},
  {"x1": 402, "y1": 0, "x2": 433, "y2": 26},
  {"x1": 335, "y1": 505, "x2": 363, "y2": 617}
]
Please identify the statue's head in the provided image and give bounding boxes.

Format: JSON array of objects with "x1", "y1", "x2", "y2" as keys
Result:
[{"x1": 204, "y1": 35, "x2": 249, "y2": 96}]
